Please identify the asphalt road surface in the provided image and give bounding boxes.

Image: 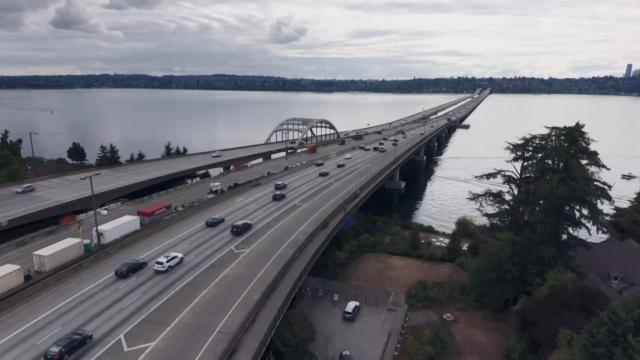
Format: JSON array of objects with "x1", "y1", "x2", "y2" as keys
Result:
[{"x1": 0, "y1": 93, "x2": 487, "y2": 360}]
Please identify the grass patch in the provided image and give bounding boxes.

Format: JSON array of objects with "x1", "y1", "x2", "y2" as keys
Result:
[{"x1": 407, "y1": 281, "x2": 471, "y2": 308}]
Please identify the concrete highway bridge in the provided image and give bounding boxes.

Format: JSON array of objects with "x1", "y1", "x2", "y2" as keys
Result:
[
  {"x1": 0, "y1": 94, "x2": 474, "y2": 234},
  {"x1": 0, "y1": 90, "x2": 489, "y2": 360}
]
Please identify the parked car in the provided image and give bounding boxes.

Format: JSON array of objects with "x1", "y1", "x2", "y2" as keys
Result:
[
  {"x1": 274, "y1": 182, "x2": 288, "y2": 190},
  {"x1": 211, "y1": 151, "x2": 222, "y2": 158},
  {"x1": 315, "y1": 160, "x2": 324, "y2": 167},
  {"x1": 153, "y1": 252, "x2": 184, "y2": 272},
  {"x1": 114, "y1": 259, "x2": 147, "y2": 278},
  {"x1": 272, "y1": 192, "x2": 286, "y2": 201},
  {"x1": 339, "y1": 350, "x2": 354, "y2": 360},
  {"x1": 319, "y1": 170, "x2": 330, "y2": 177},
  {"x1": 43, "y1": 329, "x2": 93, "y2": 360},
  {"x1": 15, "y1": 184, "x2": 35, "y2": 194},
  {"x1": 343, "y1": 301, "x2": 360, "y2": 321},
  {"x1": 205, "y1": 217, "x2": 225, "y2": 228},
  {"x1": 379, "y1": 147, "x2": 387, "y2": 153},
  {"x1": 231, "y1": 220, "x2": 253, "y2": 235},
  {"x1": 344, "y1": 153, "x2": 352, "y2": 159},
  {"x1": 337, "y1": 162, "x2": 346, "y2": 168}
]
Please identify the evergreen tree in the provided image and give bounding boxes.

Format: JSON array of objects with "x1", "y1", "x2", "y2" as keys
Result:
[
  {"x1": 162, "y1": 142, "x2": 174, "y2": 158},
  {"x1": 609, "y1": 191, "x2": 640, "y2": 242},
  {"x1": 173, "y1": 146, "x2": 182, "y2": 156},
  {"x1": 126, "y1": 152, "x2": 136, "y2": 163},
  {"x1": 181, "y1": 146, "x2": 188, "y2": 155},
  {"x1": 136, "y1": 150, "x2": 146, "y2": 161},
  {"x1": 66, "y1": 141, "x2": 87, "y2": 163},
  {"x1": 0, "y1": 129, "x2": 23, "y2": 158},
  {"x1": 107, "y1": 143, "x2": 121, "y2": 165},
  {"x1": 95, "y1": 143, "x2": 110, "y2": 166}
]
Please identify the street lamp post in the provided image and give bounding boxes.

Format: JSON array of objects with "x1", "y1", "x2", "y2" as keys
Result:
[
  {"x1": 80, "y1": 173, "x2": 101, "y2": 246},
  {"x1": 28, "y1": 132, "x2": 38, "y2": 176}
]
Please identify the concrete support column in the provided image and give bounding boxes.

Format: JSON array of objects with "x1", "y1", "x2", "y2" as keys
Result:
[
  {"x1": 384, "y1": 167, "x2": 405, "y2": 192},
  {"x1": 263, "y1": 155, "x2": 271, "y2": 161},
  {"x1": 414, "y1": 145, "x2": 426, "y2": 163}
]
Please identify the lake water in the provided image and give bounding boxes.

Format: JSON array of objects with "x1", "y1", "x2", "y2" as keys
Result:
[
  {"x1": 0, "y1": 89, "x2": 458, "y2": 160},
  {"x1": 413, "y1": 94, "x2": 640, "y2": 240},
  {"x1": 1, "y1": 90, "x2": 638, "y2": 241}
]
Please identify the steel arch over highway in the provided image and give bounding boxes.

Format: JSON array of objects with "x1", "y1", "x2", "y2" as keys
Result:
[{"x1": 264, "y1": 118, "x2": 341, "y2": 148}]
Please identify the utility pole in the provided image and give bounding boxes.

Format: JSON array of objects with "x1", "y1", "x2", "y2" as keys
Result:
[
  {"x1": 29, "y1": 132, "x2": 38, "y2": 176},
  {"x1": 80, "y1": 173, "x2": 101, "y2": 246}
]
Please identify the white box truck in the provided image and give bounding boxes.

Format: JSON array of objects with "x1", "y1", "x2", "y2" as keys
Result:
[
  {"x1": 94, "y1": 215, "x2": 140, "y2": 244},
  {"x1": 0, "y1": 264, "x2": 23, "y2": 295},
  {"x1": 33, "y1": 237, "x2": 85, "y2": 272}
]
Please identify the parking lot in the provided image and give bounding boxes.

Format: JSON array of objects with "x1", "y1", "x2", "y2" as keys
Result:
[{"x1": 297, "y1": 276, "x2": 407, "y2": 360}]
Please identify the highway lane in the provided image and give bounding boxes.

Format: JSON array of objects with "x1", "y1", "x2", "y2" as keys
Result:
[
  {"x1": 0, "y1": 94, "x2": 473, "y2": 231},
  {"x1": 0, "y1": 133, "x2": 366, "y2": 270},
  {"x1": 0, "y1": 135, "x2": 385, "y2": 360},
  {"x1": 0, "y1": 93, "x2": 488, "y2": 359}
]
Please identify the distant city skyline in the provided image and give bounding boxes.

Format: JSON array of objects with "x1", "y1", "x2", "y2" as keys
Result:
[{"x1": 1, "y1": 0, "x2": 639, "y2": 78}]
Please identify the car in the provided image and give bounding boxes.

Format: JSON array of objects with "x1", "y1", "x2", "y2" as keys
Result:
[
  {"x1": 272, "y1": 192, "x2": 286, "y2": 201},
  {"x1": 15, "y1": 184, "x2": 35, "y2": 194},
  {"x1": 315, "y1": 160, "x2": 324, "y2": 167},
  {"x1": 358, "y1": 144, "x2": 366, "y2": 150},
  {"x1": 373, "y1": 146, "x2": 379, "y2": 151},
  {"x1": 114, "y1": 259, "x2": 147, "y2": 278},
  {"x1": 344, "y1": 153, "x2": 352, "y2": 159},
  {"x1": 383, "y1": 136, "x2": 389, "y2": 140},
  {"x1": 402, "y1": 135, "x2": 407, "y2": 139},
  {"x1": 379, "y1": 142, "x2": 384, "y2": 146},
  {"x1": 153, "y1": 252, "x2": 184, "y2": 272},
  {"x1": 211, "y1": 151, "x2": 222, "y2": 158},
  {"x1": 391, "y1": 138, "x2": 399, "y2": 143},
  {"x1": 392, "y1": 142, "x2": 398, "y2": 146},
  {"x1": 274, "y1": 182, "x2": 287, "y2": 190},
  {"x1": 319, "y1": 170, "x2": 330, "y2": 177},
  {"x1": 43, "y1": 329, "x2": 93, "y2": 360},
  {"x1": 363, "y1": 147, "x2": 371, "y2": 151},
  {"x1": 379, "y1": 147, "x2": 386, "y2": 153},
  {"x1": 231, "y1": 220, "x2": 253, "y2": 235},
  {"x1": 205, "y1": 217, "x2": 225, "y2": 227},
  {"x1": 337, "y1": 162, "x2": 346, "y2": 168},
  {"x1": 339, "y1": 350, "x2": 354, "y2": 360},
  {"x1": 343, "y1": 301, "x2": 360, "y2": 321}
]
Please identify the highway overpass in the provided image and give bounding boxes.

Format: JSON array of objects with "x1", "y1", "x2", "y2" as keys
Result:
[
  {"x1": 0, "y1": 95, "x2": 473, "y2": 234},
  {"x1": 0, "y1": 90, "x2": 489, "y2": 360}
]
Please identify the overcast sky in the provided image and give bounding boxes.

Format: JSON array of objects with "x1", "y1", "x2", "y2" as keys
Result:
[{"x1": 1, "y1": 0, "x2": 638, "y2": 78}]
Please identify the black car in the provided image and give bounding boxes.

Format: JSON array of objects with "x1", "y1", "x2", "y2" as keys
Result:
[
  {"x1": 337, "y1": 162, "x2": 346, "y2": 168},
  {"x1": 272, "y1": 192, "x2": 286, "y2": 201},
  {"x1": 339, "y1": 350, "x2": 354, "y2": 360},
  {"x1": 379, "y1": 147, "x2": 387, "y2": 153},
  {"x1": 114, "y1": 259, "x2": 147, "y2": 279},
  {"x1": 392, "y1": 142, "x2": 398, "y2": 147},
  {"x1": 315, "y1": 161, "x2": 324, "y2": 167},
  {"x1": 373, "y1": 146, "x2": 379, "y2": 151},
  {"x1": 274, "y1": 182, "x2": 288, "y2": 190},
  {"x1": 319, "y1": 170, "x2": 330, "y2": 177},
  {"x1": 230, "y1": 220, "x2": 253, "y2": 236},
  {"x1": 43, "y1": 329, "x2": 93, "y2": 359},
  {"x1": 363, "y1": 147, "x2": 371, "y2": 151},
  {"x1": 379, "y1": 142, "x2": 384, "y2": 146},
  {"x1": 205, "y1": 217, "x2": 225, "y2": 228},
  {"x1": 358, "y1": 144, "x2": 366, "y2": 150}
]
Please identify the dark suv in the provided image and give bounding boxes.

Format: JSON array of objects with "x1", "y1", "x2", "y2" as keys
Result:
[
  {"x1": 230, "y1": 221, "x2": 253, "y2": 236},
  {"x1": 272, "y1": 192, "x2": 286, "y2": 201},
  {"x1": 43, "y1": 329, "x2": 93, "y2": 359},
  {"x1": 274, "y1": 182, "x2": 288, "y2": 190},
  {"x1": 114, "y1": 259, "x2": 147, "y2": 279},
  {"x1": 205, "y1": 217, "x2": 225, "y2": 227}
]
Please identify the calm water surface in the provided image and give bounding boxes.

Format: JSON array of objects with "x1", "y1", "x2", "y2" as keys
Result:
[
  {"x1": 0, "y1": 89, "x2": 458, "y2": 160},
  {"x1": 413, "y1": 94, "x2": 640, "y2": 240},
  {"x1": 1, "y1": 90, "x2": 637, "y2": 241}
]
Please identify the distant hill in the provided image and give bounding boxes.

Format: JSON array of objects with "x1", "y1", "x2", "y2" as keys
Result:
[{"x1": 0, "y1": 74, "x2": 638, "y2": 95}]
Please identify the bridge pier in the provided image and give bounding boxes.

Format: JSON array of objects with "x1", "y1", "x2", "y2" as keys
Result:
[
  {"x1": 263, "y1": 155, "x2": 271, "y2": 161},
  {"x1": 384, "y1": 167, "x2": 405, "y2": 192},
  {"x1": 413, "y1": 145, "x2": 426, "y2": 164}
]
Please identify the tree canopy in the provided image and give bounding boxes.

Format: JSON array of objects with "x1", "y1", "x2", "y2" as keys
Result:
[
  {"x1": 66, "y1": 141, "x2": 87, "y2": 163},
  {"x1": 95, "y1": 143, "x2": 122, "y2": 166}
]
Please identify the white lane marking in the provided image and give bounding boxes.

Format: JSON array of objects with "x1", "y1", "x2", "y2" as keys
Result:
[
  {"x1": 120, "y1": 335, "x2": 156, "y2": 352},
  {"x1": 231, "y1": 247, "x2": 246, "y2": 254},
  {"x1": 0, "y1": 273, "x2": 112, "y2": 347},
  {"x1": 120, "y1": 294, "x2": 142, "y2": 309},
  {"x1": 194, "y1": 164, "x2": 371, "y2": 359},
  {"x1": 35, "y1": 326, "x2": 61, "y2": 345},
  {"x1": 234, "y1": 197, "x2": 245, "y2": 203},
  {"x1": 118, "y1": 277, "x2": 137, "y2": 289}
]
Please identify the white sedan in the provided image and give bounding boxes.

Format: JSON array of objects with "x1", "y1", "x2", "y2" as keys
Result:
[
  {"x1": 344, "y1": 154, "x2": 352, "y2": 159},
  {"x1": 211, "y1": 151, "x2": 222, "y2": 158},
  {"x1": 153, "y1": 252, "x2": 184, "y2": 272}
]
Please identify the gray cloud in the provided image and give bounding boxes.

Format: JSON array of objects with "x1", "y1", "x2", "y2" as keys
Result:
[
  {"x1": 50, "y1": 0, "x2": 120, "y2": 36},
  {"x1": 268, "y1": 16, "x2": 307, "y2": 44},
  {"x1": 0, "y1": 0, "x2": 55, "y2": 30},
  {"x1": 103, "y1": 0, "x2": 162, "y2": 11}
]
